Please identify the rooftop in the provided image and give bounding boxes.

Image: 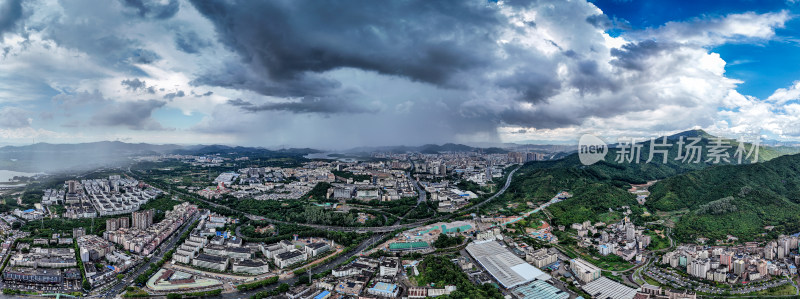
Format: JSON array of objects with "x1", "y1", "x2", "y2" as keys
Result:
[
  {"x1": 369, "y1": 282, "x2": 398, "y2": 294},
  {"x1": 581, "y1": 277, "x2": 638, "y2": 299},
  {"x1": 512, "y1": 279, "x2": 569, "y2": 299},
  {"x1": 194, "y1": 253, "x2": 227, "y2": 263},
  {"x1": 466, "y1": 240, "x2": 550, "y2": 289}
]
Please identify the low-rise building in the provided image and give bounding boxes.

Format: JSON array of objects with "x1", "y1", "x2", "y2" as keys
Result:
[
  {"x1": 192, "y1": 253, "x2": 229, "y2": 271},
  {"x1": 232, "y1": 259, "x2": 269, "y2": 274},
  {"x1": 379, "y1": 258, "x2": 400, "y2": 277},
  {"x1": 305, "y1": 242, "x2": 331, "y2": 257},
  {"x1": 275, "y1": 250, "x2": 307, "y2": 268},
  {"x1": 3, "y1": 268, "x2": 62, "y2": 284},
  {"x1": 367, "y1": 282, "x2": 400, "y2": 298},
  {"x1": 570, "y1": 258, "x2": 601, "y2": 283}
]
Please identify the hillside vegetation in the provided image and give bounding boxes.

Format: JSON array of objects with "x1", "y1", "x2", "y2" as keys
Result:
[
  {"x1": 647, "y1": 153, "x2": 800, "y2": 241},
  {"x1": 496, "y1": 130, "x2": 797, "y2": 231}
]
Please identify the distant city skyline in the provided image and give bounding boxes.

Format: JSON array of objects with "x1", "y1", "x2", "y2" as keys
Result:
[{"x1": 2, "y1": 0, "x2": 800, "y2": 147}]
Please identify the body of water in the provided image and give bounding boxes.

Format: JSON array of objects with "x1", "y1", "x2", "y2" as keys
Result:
[
  {"x1": 304, "y1": 152, "x2": 337, "y2": 159},
  {"x1": 0, "y1": 169, "x2": 41, "y2": 182},
  {"x1": 304, "y1": 152, "x2": 359, "y2": 163}
]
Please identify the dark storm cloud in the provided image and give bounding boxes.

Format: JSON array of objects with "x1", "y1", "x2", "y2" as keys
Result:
[
  {"x1": 121, "y1": 78, "x2": 146, "y2": 90},
  {"x1": 129, "y1": 48, "x2": 161, "y2": 64},
  {"x1": 174, "y1": 30, "x2": 210, "y2": 54},
  {"x1": 586, "y1": 14, "x2": 612, "y2": 29},
  {"x1": 121, "y1": 0, "x2": 180, "y2": 19},
  {"x1": 570, "y1": 60, "x2": 620, "y2": 95},
  {"x1": 190, "y1": 90, "x2": 213, "y2": 97},
  {"x1": 0, "y1": 0, "x2": 22, "y2": 36},
  {"x1": 189, "y1": 0, "x2": 501, "y2": 86},
  {"x1": 90, "y1": 99, "x2": 168, "y2": 130},
  {"x1": 190, "y1": 63, "x2": 346, "y2": 98},
  {"x1": 585, "y1": 14, "x2": 632, "y2": 31},
  {"x1": 495, "y1": 67, "x2": 562, "y2": 103},
  {"x1": 163, "y1": 90, "x2": 185, "y2": 100},
  {"x1": 499, "y1": 108, "x2": 583, "y2": 129},
  {"x1": 611, "y1": 40, "x2": 678, "y2": 71},
  {"x1": 228, "y1": 97, "x2": 377, "y2": 114},
  {"x1": 187, "y1": 0, "x2": 631, "y2": 133},
  {"x1": 121, "y1": 78, "x2": 156, "y2": 94}
]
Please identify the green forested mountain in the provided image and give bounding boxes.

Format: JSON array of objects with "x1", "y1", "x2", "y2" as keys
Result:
[
  {"x1": 496, "y1": 130, "x2": 799, "y2": 237},
  {"x1": 647, "y1": 153, "x2": 800, "y2": 242}
]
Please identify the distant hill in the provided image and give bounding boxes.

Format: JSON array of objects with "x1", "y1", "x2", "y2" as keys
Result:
[
  {"x1": 345, "y1": 143, "x2": 511, "y2": 154},
  {"x1": 0, "y1": 141, "x2": 182, "y2": 173},
  {"x1": 0, "y1": 141, "x2": 182, "y2": 154},
  {"x1": 0, "y1": 140, "x2": 521, "y2": 173},
  {"x1": 172, "y1": 144, "x2": 319, "y2": 156},
  {"x1": 0, "y1": 141, "x2": 318, "y2": 173},
  {"x1": 666, "y1": 128, "x2": 715, "y2": 139}
]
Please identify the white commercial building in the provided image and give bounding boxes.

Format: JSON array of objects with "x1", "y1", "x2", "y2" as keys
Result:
[
  {"x1": 570, "y1": 258, "x2": 601, "y2": 283},
  {"x1": 465, "y1": 240, "x2": 550, "y2": 289}
]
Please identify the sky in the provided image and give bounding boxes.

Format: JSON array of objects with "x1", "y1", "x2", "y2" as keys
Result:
[{"x1": 1, "y1": 0, "x2": 800, "y2": 148}]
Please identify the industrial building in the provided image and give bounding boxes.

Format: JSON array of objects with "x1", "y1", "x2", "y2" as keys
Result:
[{"x1": 465, "y1": 240, "x2": 550, "y2": 289}]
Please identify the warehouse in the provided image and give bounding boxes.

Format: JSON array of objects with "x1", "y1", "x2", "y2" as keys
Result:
[{"x1": 465, "y1": 240, "x2": 550, "y2": 289}]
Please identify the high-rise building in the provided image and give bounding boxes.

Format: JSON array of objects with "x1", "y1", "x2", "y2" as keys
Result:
[
  {"x1": 67, "y1": 180, "x2": 77, "y2": 194},
  {"x1": 758, "y1": 260, "x2": 768, "y2": 276},
  {"x1": 765, "y1": 245, "x2": 775, "y2": 260},
  {"x1": 733, "y1": 259, "x2": 745, "y2": 275},
  {"x1": 720, "y1": 253, "x2": 732, "y2": 270},
  {"x1": 132, "y1": 209, "x2": 154, "y2": 230},
  {"x1": 570, "y1": 258, "x2": 601, "y2": 283},
  {"x1": 526, "y1": 152, "x2": 544, "y2": 162},
  {"x1": 507, "y1": 152, "x2": 526, "y2": 164},
  {"x1": 688, "y1": 259, "x2": 710, "y2": 278},
  {"x1": 779, "y1": 238, "x2": 791, "y2": 256},
  {"x1": 118, "y1": 217, "x2": 130, "y2": 229},
  {"x1": 105, "y1": 218, "x2": 119, "y2": 232},
  {"x1": 626, "y1": 225, "x2": 635, "y2": 241},
  {"x1": 73, "y1": 227, "x2": 85, "y2": 239}
]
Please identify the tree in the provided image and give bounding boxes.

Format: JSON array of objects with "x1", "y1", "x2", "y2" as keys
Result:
[
  {"x1": 296, "y1": 275, "x2": 310, "y2": 285},
  {"x1": 433, "y1": 233, "x2": 464, "y2": 248}
]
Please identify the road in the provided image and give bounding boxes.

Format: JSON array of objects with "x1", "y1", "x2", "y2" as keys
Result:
[
  {"x1": 396, "y1": 162, "x2": 427, "y2": 221},
  {"x1": 217, "y1": 233, "x2": 385, "y2": 299},
  {"x1": 97, "y1": 213, "x2": 201, "y2": 298},
  {"x1": 114, "y1": 165, "x2": 520, "y2": 298},
  {"x1": 195, "y1": 165, "x2": 521, "y2": 233}
]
